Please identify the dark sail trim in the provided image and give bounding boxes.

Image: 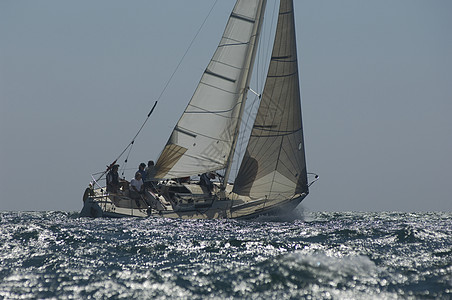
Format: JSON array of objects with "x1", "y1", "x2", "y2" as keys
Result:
[
  {"x1": 279, "y1": 10, "x2": 293, "y2": 16},
  {"x1": 271, "y1": 55, "x2": 291, "y2": 60},
  {"x1": 250, "y1": 127, "x2": 302, "y2": 138},
  {"x1": 174, "y1": 126, "x2": 197, "y2": 138},
  {"x1": 219, "y1": 42, "x2": 249, "y2": 47},
  {"x1": 185, "y1": 101, "x2": 242, "y2": 115},
  {"x1": 230, "y1": 12, "x2": 256, "y2": 24},
  {"x1": 267, "y1": 71, "x2": 298, "y2": 78},
  {"x1": 204, "y1": 69, "x2": 236, "y2": 83}
]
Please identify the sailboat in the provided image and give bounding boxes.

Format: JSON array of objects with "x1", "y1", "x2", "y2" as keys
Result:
[{"x1": 80, "y1": 0, "x2": 318, "y2": 219}]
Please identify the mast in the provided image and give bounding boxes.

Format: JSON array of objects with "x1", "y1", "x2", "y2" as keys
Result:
[{"x1": 222, "y1": 0, "x2": 267, "y2": 190}]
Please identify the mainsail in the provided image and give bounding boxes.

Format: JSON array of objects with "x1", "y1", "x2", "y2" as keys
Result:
[
  {"x1": 155, "y1": 0, "x2": 266, "y2": 179},
  {"x1": 233, "y1": 0, "x2": 308, "y2": 200}
]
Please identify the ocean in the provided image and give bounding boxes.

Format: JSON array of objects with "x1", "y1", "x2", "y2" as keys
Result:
[{"x1": 0, "y1": 211, "x2": 450, "y2": 299}]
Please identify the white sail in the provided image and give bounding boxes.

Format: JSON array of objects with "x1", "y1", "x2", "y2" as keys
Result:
[
  {"x1": 233, "y1": 0, "x2": 308, "y2": 200},
  {"x1": 155, "y1": 0, "x2": 266, "y2": 179}
]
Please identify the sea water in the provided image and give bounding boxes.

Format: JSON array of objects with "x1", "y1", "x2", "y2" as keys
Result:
[{"x1": 0, "y1": 211, "x2": 450, "y2": 299}]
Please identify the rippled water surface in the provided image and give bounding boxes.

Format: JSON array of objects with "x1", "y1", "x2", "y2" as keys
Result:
[{"x1": 0, "y1": 211, "x2": 450, "y2": 299}]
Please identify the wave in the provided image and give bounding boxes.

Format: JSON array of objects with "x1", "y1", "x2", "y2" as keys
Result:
[
  {"x1": 223, "y1": 251, "x2": 399, "y2": 299},
  {"x1": 246, "y1": 206, "x2": 306, "y2": 223},
  {"x1": 0, "y1": 211, "x2": 450, "y2": 299}
]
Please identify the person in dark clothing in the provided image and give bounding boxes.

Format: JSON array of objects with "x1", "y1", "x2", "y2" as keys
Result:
[
  {"x1": 106, "y1": 164, "x2": 120, "y2": 193},
  {"x1": 144, "y1": 160, "x2": 157, "y2": 190},
  {"x1": 145, "y1": 160, "x2": 155, "y2": 180},
  {"x1": 200, "y1": 172, "x2": 215, "y2": 194},
  {"x1": 138, "y1": 163, "x2": 147, "y2": 181}
]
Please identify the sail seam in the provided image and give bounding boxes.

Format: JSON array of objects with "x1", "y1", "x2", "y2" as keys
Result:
[
  {"x1": 279, "y1": 10, "x2": 294, "y2": 16},
  {"x1": 230, "y1": 13, "x2": 255, "y2": 24},
  {"x1": 252, "y1": 126, "x2": 302, "y2": 133},
  {"x1": 268, "y1": 136, "x2": 285, "y2": 198},
  {"x1": 280, "y1": 146, "x2": 299, "y2": 177},
  {"x1": 204, "y1": 69, "x2": 236, "y2": 83},
  {"x1": 267, "y1": 71, "x2": 298, "y2": 78},
  {"x1": 250, "y1": 133, "x2": 300, "y2": 138},
  {"x1": 198, "y1": 81, "x2": 238, "y2": 95},
  {"x1": 186, "y1": 101, "x2": 242, "y2": 116},
  {"x1": 210, "y1": 59, "x2": 242, "y2": 71},
  {"x1": 218, "y1": 42, "x2": 249, "y2": 48},
  {"x1": 176, "y1": 126, "x2": 232, "y2": 143},
  {"x1": 271, "y1": 58, "x2": 297, "y2": 63},
  {"x1": 221, "y1": 36, "x2": 249, "y2": 45},
  {"x1": 174, "y1": 126, "x2": 197, "y2": 138},
  {"x1": 271, "y1": 55, "x2": 291, "y2": 59}
]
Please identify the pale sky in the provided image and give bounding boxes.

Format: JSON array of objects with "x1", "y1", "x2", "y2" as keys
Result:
[{"x1": 1, "y1": 0, "x2": 451, "y2": 212}]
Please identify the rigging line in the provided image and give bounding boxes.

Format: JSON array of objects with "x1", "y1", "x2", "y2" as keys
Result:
[
  {"x1": 99, "y1": 1, "x2": 220, "y2": 179},
  {"x1": 128, "y1": 0, "x2": 219, "y2": 146},
  {"x1": 122, "y1": 140, "x2": 135, "y2": 177},
  {"x1": 97, "y1": 99, "x2": 157, "y2": 182},
  {"x1": 127, "y1": 0, "x2": 225, "y2": 150},
  {"x1": 154, "y1": 0, "x2": 220, "y2": 104}
]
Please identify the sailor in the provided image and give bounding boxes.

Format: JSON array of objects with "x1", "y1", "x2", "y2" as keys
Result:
[
  {"x1": 145, "y1": 160, "x2": 155, "y2": 180},
  {"x1": 144, "y1": 160, "x2": 157, "y2": 190},
  {"x1": 106, "y1": 164, "x2": 120, "y2": 194},
  {"x1": 130, "y1": 172, "x2": 144, "y2": 207},
  {"x1": 200, "y1": 172, "x2": 215, "y2": 194},
  {"x1": 137, "y1": 163, "x2": 147, "y2": 181}
]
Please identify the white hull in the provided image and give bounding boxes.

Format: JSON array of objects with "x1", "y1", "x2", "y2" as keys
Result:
[{"x1": 80, "y1": 182, "x2": 307, "y2": 220}]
